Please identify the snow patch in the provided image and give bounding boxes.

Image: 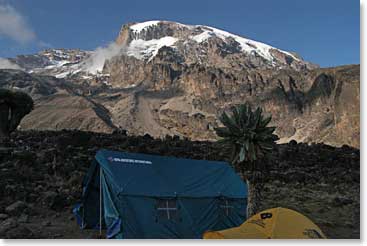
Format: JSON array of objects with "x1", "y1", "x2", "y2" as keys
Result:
[
  {"x1": 44, "y1": 60, "x2": 71, "y2": 69},
  {"x1": 82, "y1": 75, "x2": 93, "y2": 80},
  {"x1": 102, "y1": 80, "x2": 111, "y2": 86},
  {"x1": 130, "y1": 21, "x2": 160, "y2": 33},
  {"x1": 55, "y1": 71, "x2": 70, "y2": 78},
  {"x1": 71, "y1": 68, "x2": 81, "y2": 75},
  {"x1": 190, "y1": 31, "x2": 213, "y2": 43},
  {"x1": 124, "y1": 83, "x2": 137, "y2": 89},
  {"x1": 127, "y1": 36, "x2": 177, "y2": 61},
  {"x1": 125, "y1": 20, "x2": 298, "y2": 64},
  {"x1": 190, "y1": 25, "x2": 299, "y2": 62}
]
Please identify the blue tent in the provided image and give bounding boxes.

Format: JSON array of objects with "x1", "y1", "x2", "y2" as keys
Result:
[{"x1": 73, "y1": 149, "x2": 248, "y2": 239}]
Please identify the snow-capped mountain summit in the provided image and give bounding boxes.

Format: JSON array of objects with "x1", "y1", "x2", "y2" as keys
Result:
[
  {"x1": 114, "y1": 20, "x2": 316, "y2": 70},
  {"x1": 3, "y1": 20, "x2": 317, "y2": 83},
  {"x1": 98, "y1": 20, "x2": 317, "y2": 88}
]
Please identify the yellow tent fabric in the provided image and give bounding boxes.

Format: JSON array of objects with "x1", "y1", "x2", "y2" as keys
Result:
[{"x1": 203, "y1": 207, "x2": 326, "y2": 239}]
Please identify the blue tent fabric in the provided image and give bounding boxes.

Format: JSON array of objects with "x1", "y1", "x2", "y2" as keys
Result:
[{"x1": 75, "y1": 149, "x2": 248, "y2": 239}]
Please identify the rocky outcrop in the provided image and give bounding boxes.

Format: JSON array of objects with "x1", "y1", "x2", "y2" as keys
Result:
[
  {"x1": 102, "y1": 64, "x2": 360, "y2": 147},
  {"x1": 0, "y1": 70, "x2": 116, "y2": 134},
  {"x1": 20, "y1": 94, "x2": 116, "y2": 133}
]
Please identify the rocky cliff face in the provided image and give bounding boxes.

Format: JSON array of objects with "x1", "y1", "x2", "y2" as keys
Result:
[
  {"x1": 102, "y1": 21, "x2": 359, "y2": 147},
  {"x1": 0, "y1": 21, "x2": 359, "y2": 148}
]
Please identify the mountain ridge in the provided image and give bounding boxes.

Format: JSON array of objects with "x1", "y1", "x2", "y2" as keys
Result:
[
  {"x1": 3, "y1": 20, "x2": 318, "y2": 79},
  {"x1": 0, "y1": 21, "x2": 359, "y2": 148}
]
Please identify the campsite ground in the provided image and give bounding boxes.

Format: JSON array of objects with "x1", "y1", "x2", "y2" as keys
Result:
[
  {"x1": 0, "y1": 130, "x2": 360, "y2": 239},
  {"x1": 261, "y1": 183, "x2": 359, "y2": 238}
]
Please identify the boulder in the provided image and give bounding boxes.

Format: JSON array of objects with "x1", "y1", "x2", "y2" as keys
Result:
[
  {"x1": 332, "y1": 196, "x2": 354, "y2": 207},
  {"x1": 11, "y1": 150, "x2": 35, "y2": 163},
  {"x1": 0, "y1": 218, "x2": 18, "y2": 235},
  {"x1": 42, "y1": 191, "x2": 67, "y2": 210},
  {"x1": 0, "y1": 147, "x2": 11, "y2": 155},
  {"x1": 289, "y1": 139, "x2": 298, "y2": 146},
  {"x1": 18, "y1": 214, "x2": 29, "y2": 223},
  {"x1": 0, "y1": 214, "x2": 8, "y2": 220},
  {"x1": 5, "y1": 201, "x2": 27, "y2": 216},
  {"x1": 42, "y1": 221, "x2": 51, "y2": 227},
  {"x1": 4, "y1": 224, "x2": 34, "y2": 238}
]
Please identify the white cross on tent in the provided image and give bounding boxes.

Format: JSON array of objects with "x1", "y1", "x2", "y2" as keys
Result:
[
  {"x1": 220, "y1": 200, "x2": 234, "y2": 216},
  {"x1": 157, "y1": 200, "x2": 177, "y2": 220}
]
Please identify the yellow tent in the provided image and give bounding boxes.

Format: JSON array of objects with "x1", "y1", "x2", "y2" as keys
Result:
[{"x1": 203, "y1": 207, "x2": 326, "y2": 239}]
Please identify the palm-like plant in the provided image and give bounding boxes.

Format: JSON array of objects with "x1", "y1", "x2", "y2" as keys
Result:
[
  {"x1": 0, "y1": 89, "x2": 34, "y2": 139},
  {"x1": 215, "y1": 103, "x2": 278, "y2": 217}
]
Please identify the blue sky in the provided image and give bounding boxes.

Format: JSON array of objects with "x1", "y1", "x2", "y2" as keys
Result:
[{"x1": 0, "y1": 0, "x2": 360, "y2": 67}]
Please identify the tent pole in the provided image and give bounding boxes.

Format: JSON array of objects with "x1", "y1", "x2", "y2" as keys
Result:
[
  {"x1": 99, "y1": 167, "x2": 102, "y2": 237},
  {"x1": 82, "y1": 205, "x2": 84, "y2": 229}
]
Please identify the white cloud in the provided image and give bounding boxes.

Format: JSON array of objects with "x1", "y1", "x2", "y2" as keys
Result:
[
  {"x1": 38, "y1": 40, "x2": 52, "y2": 48},
  {"x1": 83, "y1": 42, "x2": 125, "y2": 74},
  {"x1": 0, "y1": 58, "x2": 22, "y2": 69},
  {"x1": 0, "y1": 4, "x2": 36, "y2": 44}
]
